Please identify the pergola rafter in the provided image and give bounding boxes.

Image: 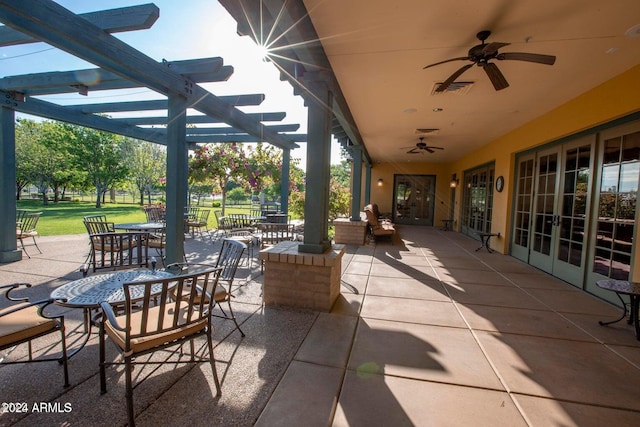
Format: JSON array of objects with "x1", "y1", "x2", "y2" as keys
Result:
[{"x1": 0, "y1": 0, "x2": 306, "y2": 263}]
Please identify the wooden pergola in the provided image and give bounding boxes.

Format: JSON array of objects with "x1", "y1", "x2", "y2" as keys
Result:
[{"x1": 0, "y1": 1, "x2": 304, "y2": 262}]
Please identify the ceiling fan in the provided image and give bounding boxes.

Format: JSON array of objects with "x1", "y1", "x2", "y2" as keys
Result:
[
  {"x1": 424, "y1": 30, "x2": 556, "y2": 91},
  {"x1": 404, "y1": 137, "x2": 444, "y2": 154}
]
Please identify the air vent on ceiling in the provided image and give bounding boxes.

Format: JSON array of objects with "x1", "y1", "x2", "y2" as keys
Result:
[
  {"x1": 430, "y1": 81, "x2": 474, "y2": 95},
  {"x1": 415, "y1": 128, "x2": 440, "y2": 135}
]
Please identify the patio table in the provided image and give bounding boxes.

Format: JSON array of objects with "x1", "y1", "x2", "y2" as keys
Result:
[
  {"x1": 113, "y1": 222, "x2": 165, "y2": 232},
  {"x1": 475, "y1": 232, "x2": 500, "y2": 252},
  {"x1": 596, "y1": 279, "x2": 640, "y2": 340},
  {"x1": 51, "y1": 269, "x2": 176, "y2": 356}
]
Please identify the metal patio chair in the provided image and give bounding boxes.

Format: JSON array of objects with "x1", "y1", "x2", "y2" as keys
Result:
[
  {"x1": 16, "y1": 211, "x2": 43, "y2": 258},
  {"x1": 0, "y1": 283, "x2": 69, "y2": 387},
  {"x1": 99, "y1": 267, "x2": 223, "y2": 427}
]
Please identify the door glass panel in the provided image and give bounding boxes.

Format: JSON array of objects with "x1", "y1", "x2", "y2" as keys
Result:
[
  {"x1": 557, "y1": 144, "x2": 591, "y2": 268},
  {"x1": 393, "y1": 175, "x2": 435, "y2": 225},
  {"x1": 592, "y1": 131, "x2": 639, "y2": 280},
  {"x1": 461, "y1": 164, "x2": 495, "y2": 235},
  {"x1": 533, "y1": 153, "x2": 557, "y2": 256}
]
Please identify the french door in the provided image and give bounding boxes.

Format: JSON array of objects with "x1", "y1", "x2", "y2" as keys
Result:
[
  {"x1": 393, "y1": 175, "x2": 435, "y2": 225},
  {"x1": 512, "y1": 137, "x2": 595, "y2": 286}
]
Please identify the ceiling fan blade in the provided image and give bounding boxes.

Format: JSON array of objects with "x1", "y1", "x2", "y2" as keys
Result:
[
  {"x1": 436, "y1": 63, "x2": 474, "y2": 92},
  {"x1": 427, "y1": 146, "x2": 444, "y2": 150},
  {"x1": 423, "y1": 57, "x2": 470, "y2": 69},
  {"x1": 483, "y1": 62, "x2": 509, "y2": 90},
  {"x1": 407, "y1": 148, "x2": 420, "y2": 154},
  {"x1": 425, "y1": 147, "x2": 435, "y2": 153},
  {"x1": 482, "y1": 42, "x2": 510, "y2": 55},
  {"x1": 497, "y1": 52, "x2": 556, "y2": 65}
]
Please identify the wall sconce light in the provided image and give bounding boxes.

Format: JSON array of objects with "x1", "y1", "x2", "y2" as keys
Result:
[
  {"x1": 377, "y1": 178, "x2": 383, "y2": 186},
  {"x1": 450, "y1": 174, "x2": 459, "y2": 188}
]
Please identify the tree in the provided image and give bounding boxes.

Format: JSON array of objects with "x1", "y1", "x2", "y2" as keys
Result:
[
  {"x1": 15, "y1": 119, "x2": 63, "y2": 206},
  {"x1": 15, "y1": 119, "x2": 41, "y2": 200},
  {"x1": 226, "y1": 187, "x2": 249, "y2": 205},
  {"x1": 125, "y1": 140, "x2": 166, "y2": 205},
  {"x1": 40, "y1": 121, "x2": 81, "y2": 202},
  {"x1": 189, "y1": 143, "x2": 247, "y2": 215},
  {"x1": 331, "y1": 160, "x2": 351, "y2": 188},
  {"x1": 66, "y1": 125, "x2": 130, "y2": 208},
  {"x1": 241, "y1": 143, "x2": 282, "y2": 194}
]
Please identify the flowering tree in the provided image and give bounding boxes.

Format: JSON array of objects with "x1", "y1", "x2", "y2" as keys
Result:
[
  {"x1": 241, "y1": 143, "x2": 282, "y2": 194},
  {"x1": 189, "y1": 143, "x2": 246, "y2": 215}
]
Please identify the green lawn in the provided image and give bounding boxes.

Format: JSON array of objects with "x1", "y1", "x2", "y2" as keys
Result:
[{"x1": 16, "y1": 200, "x2": 260, "y2": 236}]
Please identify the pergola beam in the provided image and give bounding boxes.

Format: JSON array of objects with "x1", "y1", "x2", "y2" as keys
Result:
[
  {"x1": 0, "y1": 0, "x2": 298, "y2": 150},
  {"x1": 72, "y1": 94, "x2": 266, "y2": 113},
  {"x1": 0, "y1": 3, "x2": 159, "y2": 47},
  {"x1": 113, "y1": 112, "x2": 287, "y2": 125},
  {"x1": 4, "y1": 90, "x2": 167, "y2": 144},
  {"x1": 184, "y1": 124, "x2": 299, "y2": 134},
  {"x1": 188, "y1": 134, "x2": 307, "y2": 143},
  {"x1": 0, "y1": 58, "x2": 232, "y2": 96}
]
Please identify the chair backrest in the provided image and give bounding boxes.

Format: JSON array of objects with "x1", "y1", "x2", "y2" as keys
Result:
[
  {"x1": 214, "y1": 210, "x2": 232, "y2": 231},
  {"x1": 16, "y1": 209, "x2": 28, "y2": 225},
  {"x1": 215, "y1": 239, "x2": 247, "y2": 282},
  {"x1": 144, "y1": 206, "x2": 166, "y2": 222},
  {"x1": 186, "y1": 206, "x2": 200, "y2": 217},
  {"x1": 259, "y1": 222, "x2": 294, "y2": 246},
  {"x1": 228, "y1": 213, "x2": 250, "y2": 228},
  {"x1": 119, "y1": 267, "x2": 223, "y2": 348},
  {"x1": 84, "y1": 217, "x2": 115, "y2": 236},
  {"x1": 88, "y1": 231, "x2": 150, "y2": 272},
  {"x1": 197, "y1": 209, "x2": 210, "y2": 223},
  {"x1": 17, "y1": 212, "x2": 41, "y2": 233},
  {"x1": 364, "y1": 205, "x2": 381, "y2": 229}
]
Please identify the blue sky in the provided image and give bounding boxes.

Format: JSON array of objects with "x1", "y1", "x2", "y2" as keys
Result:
[{"x1": 1, "y1": 0, "x2": 342, "y2": 167}]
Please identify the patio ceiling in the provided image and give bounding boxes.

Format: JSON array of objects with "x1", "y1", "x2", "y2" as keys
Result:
[
  {"x1": 0, "y1": 1, "x2": 304, "y2": 150},
  {"x1": 220, "y1": 0, "x2": 640, "y2": 163}
]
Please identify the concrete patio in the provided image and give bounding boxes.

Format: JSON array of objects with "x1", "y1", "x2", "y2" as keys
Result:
[{"x1": 2, "y1": 226, "x2": 640, "y2": 426}]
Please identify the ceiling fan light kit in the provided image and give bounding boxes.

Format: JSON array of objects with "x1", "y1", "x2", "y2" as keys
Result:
[{"x1": 424, "y1": 30, "x2": 556, "y2": 92}]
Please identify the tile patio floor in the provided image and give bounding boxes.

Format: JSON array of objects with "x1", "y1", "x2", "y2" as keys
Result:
[{"x1": 2, "y1": 225, "x2": 640, "y2": 426}]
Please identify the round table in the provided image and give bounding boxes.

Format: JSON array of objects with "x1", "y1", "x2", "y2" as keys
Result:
[
  {"x1": 52, "y1": 269, "x2": 175, "y2": 308},
  {"x1": 51, "y1": 269, "x2": 176, "y2": 357},
  {"x1": 596, "y1": 279, "x2": 640, "y2": 340}
]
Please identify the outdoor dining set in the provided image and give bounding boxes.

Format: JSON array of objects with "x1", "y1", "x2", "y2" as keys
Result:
[{"x1": 2, "y1": 203, "x2": 301, "y2": 426}]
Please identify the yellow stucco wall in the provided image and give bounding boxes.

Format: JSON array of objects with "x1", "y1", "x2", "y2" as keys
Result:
[{"x1": 371, "y1": 64, "x2": 640, "y2": 255}]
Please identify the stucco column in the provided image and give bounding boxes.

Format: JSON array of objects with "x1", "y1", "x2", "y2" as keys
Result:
[
  {"x1": 364, "y1": 163, "x2": 372, "y2": 206},
  {"x1": 165, "y1": 94, "x2": 188, "y2": 264},
  {"x1": 349, "y1": 144, "x2": 363, "y2": 221},
  {"x1": 0, "y1": 105, "x2": 21, "y2": 262},
  {"x1": 299, "y1": 73, "x2": 333, "y2": 254}
]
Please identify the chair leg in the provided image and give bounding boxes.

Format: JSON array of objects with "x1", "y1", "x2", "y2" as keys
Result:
[
  {"x1": 207, "y1": 330, "x2": 222, "y2": 396},
  {"x1": 18, "y1": 238, "x2": 31, "y2": 258},
  {"x1": 125, "y1": 355, "x2": 135, "y2": 427},
  {"x1": 59, "y1": 321, "x2": 70, "y2": 388},
  {"x1": 31, "y1": 236, "x2": 42, "y2": 254},
  {"x1": 99, "y1": 321, "x2": 107, "y2": 394},
  {"x1": 226, "y1": 299, "x2": 245, "y2": 337}
]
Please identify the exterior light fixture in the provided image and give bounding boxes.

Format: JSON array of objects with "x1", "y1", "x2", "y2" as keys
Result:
[
  {"x1": 377, "y1": 178, "x2": 383, "y2": 186},
  {"x1": 450, "y1": 174, "x2": 459, "y2": 188}
]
